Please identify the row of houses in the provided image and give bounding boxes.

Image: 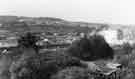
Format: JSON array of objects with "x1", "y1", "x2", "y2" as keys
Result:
[
  {"x1": 0, "y1": 29, "x2": 19, "y2": 48},
  {"x1": 98, "y1": 28, "x2": 135, "y2": 46},
  {"x1": 0, "y1": 39, "x2": 18, "y2": 48}
]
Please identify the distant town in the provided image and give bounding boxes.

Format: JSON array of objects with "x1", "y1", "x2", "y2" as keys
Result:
[{"x1": 0, "y1": 16, "x2": 134, "y2": 49}]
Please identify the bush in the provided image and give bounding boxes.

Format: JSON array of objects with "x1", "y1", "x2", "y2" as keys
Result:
[
  {"x1": 18, "y1": 32, "x2": 40, "y2": 53},
  {"x1": 51, "y1": 66, "x2": 123, "y2": 79},
  {"x1": 9, "y1": 50, "x2": 86, "y2": 79},
  {"x1": 122, "y1": 43, "x2": 133, "y2": 54},
  {"x1": 116, "y1": 49, "x2": 135, "y2": 68},
  {"x1": 51, "y1": 66, "x2": 93, "y2": 79},
  {"x1": 115, "y1": 68, "x2": 135, "y2": 79}
]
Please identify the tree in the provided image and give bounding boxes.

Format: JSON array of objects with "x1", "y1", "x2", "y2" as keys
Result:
[
  {"x1": 9, "y1": 33, "x2": 114, "y2": 79},
  {"x1": 17, "y1": 32, "x2": 40, "y2": 55},
  {"x1": 67, "y1": 35, "x2": 114, "y2": 61}
]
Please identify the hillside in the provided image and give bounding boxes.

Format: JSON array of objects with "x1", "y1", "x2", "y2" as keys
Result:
[{"x1": 0, "y1": 15, "x2": 130, "y2": 35}]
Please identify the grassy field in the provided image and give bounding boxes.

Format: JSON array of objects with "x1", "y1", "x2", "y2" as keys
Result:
[{"x1": 0, "y1": 43, "x2": 133, "y2": 79}]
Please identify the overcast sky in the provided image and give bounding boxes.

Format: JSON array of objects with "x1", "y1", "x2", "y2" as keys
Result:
[{"x1": 0, "y1": 0, "x2": 134, "y2": 25}]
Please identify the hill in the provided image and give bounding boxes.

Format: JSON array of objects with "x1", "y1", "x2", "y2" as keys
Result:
[{"x1": 0, "y1": 15, "x2": 120, "y2": 34}]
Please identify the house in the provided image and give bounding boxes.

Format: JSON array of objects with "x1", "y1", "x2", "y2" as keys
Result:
[
  {"x1": 98, "y1": 29, "x2": 123, "y2": 46},
  {"x1": 0, "y1": 39, "x2": 18, "y2": 48},
  {"x1": 122, "y1": 28, "x2": 135, "y2": 40}
]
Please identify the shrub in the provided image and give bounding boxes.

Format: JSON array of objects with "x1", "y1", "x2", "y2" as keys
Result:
[
  {"x1": 116, "y1": 49, "x2": 135, "y2": 68},
  {"x1": 51, "y1": 66, "x2": 93, "y2": 79},
  {"x1": 9, "y1": 51, "x2": 86, "y2": 79},
  {"x1": 122, "y1": 43, "x2": 133, "y2": 54},
  {"x1": 18, "y1": 32, "x2": 40, "y2": 54},
  {"x1": 114, "y1": 68, "x2": 135, "y2": 79}
]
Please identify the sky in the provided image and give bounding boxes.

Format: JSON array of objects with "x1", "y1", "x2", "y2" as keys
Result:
[{"x1": 0, "y1": 0, "x2": 134, "y2": 25}]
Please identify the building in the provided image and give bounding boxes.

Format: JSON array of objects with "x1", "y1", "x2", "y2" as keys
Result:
[
  {"x1": 122, "y1": 28, "x2": 135, "y2": 40},
  {"x1": 98, "y1": 29, "x2": 123, "y2": 46},
  {"x1": 0, "y1": 39, "x2": 18, "y2": 48}
]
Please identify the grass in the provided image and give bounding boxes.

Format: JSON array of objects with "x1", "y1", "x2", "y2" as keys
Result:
[
  {"x1": 0, "y1": 43, "x2": 135, "y2": 79},
  {"x1": 111, "y1": 43, "x2": 135, "y2": 79}
]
